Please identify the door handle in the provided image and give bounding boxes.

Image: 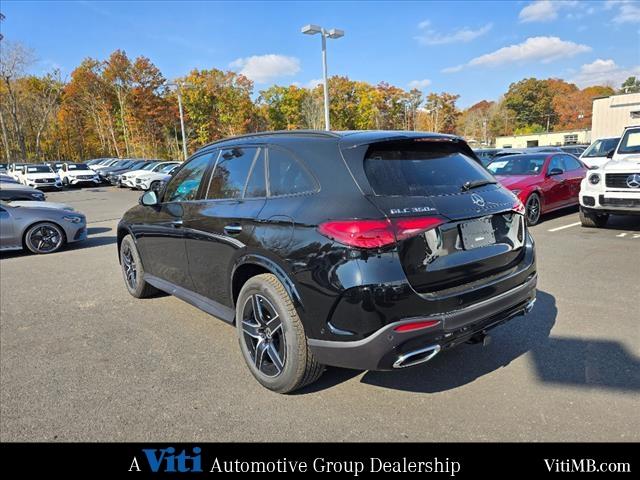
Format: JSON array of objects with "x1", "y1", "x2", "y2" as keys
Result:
[
  {"x1": 224, "y1": 223, "x2": 242, "y2": 235},
  {"x1": 171, "y1": 220, "x2": 183, "y2": 228}
]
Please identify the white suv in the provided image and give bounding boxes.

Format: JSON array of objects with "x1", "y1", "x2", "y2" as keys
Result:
[
  {"x1": 121, "y1": 161, "x2": 177, "y2": 188},
  {"x1": 579, "y1": 126, "x2": 640, "y2": 227},
  {"x1": 57, "y1": 162, "x2": 101, "y2": 187},
  {"x1": 18, "y1": 164, "x2": 62, "y2": 190}
]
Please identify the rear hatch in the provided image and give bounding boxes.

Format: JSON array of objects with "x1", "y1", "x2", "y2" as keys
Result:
[{"x1": 341, "y1": 137, "x2": 526, "y2": 295}]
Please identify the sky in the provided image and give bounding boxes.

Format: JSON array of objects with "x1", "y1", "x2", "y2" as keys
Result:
[{"x1": 1, "y1": 0, "x2": 639, "y2": 107}]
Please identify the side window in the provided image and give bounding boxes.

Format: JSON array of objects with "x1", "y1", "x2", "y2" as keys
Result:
[
  {"x1": 207, "y1": 147, "x2": 257, "y2": 200},
  {"x1": 244, "y1": 149, "x2": 266, "y2": 198},
  {"x1": 563, "y1": 155, "x2": 582, "y2": 171},
  {"x1": 163, "y1": 153, "x2": 213, "y2": 203},
  {"x1": 548, "y1": 156, "x2": 564, "y2": 173},
  {"x1": 267, "y1": 147, "x2": 316, "y2": 197}
]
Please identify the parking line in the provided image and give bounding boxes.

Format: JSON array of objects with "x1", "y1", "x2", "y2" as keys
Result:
[
  {"x1": 548, "y1": 222, "x2": 581, "y2": 232},
  {"x1": 616, "y1": 233, "x2": 628, "y2": 237},
  {"x1": 633, "y1": 234, "x2": 640, "y2": 239}
]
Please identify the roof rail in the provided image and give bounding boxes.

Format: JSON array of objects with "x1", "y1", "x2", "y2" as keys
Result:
[{"x1": 202, "y1": 130, "x2": 341, "y2": 149}]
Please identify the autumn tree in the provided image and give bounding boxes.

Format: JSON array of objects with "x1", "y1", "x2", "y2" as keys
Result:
[
  {"x1": 258, "y1": 85, "x2": 309, "y2": 130},
  {"x1": 457, "y1": 100, "x2": 494, "y2": 144},
  {"x1": 417, "y1": 92, "x2": 460, "y2": 133},
  {"x1": 178, "y1": 68, "x2": 259, "y2": 151}
]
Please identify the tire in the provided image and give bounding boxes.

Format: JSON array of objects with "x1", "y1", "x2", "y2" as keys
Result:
[
  {"x1": 580, "y1": 207, "x2": 608, "y2": 228},
  {"x1": 525, "y1": 193, "x2": 542, "y2": 226},
  {"x1": 236, "y1": 273, "x2": 324, "y2": 393},
  {"x1": 62, "y1": 177, "x2": 69, "y2": 188},
  {"x1": 149, "y1": 181, "x2": 160, "y2": 192},
  {"x1": 119, "y1": 234, "x2": 159, "y2": 298},
  {"x1": 24, "y1": 222, "x2": 66, "y2": 254}
]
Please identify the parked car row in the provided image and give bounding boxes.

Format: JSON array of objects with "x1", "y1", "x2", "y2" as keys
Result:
[
  {"x1": 479, "y1": 126, "x2": 639, "y2": 226},
  {"x1": 474, "y1": 145, "x2": 588, "y2": 166},
  {"x1": 0, "y1": 158, "x2": 181, "y2": 194}
]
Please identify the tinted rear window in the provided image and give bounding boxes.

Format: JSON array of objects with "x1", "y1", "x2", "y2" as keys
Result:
[{"x1": 364, "y1": 142, "x2": 493, "y2": 196}]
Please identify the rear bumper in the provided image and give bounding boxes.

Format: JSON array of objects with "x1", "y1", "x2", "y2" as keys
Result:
[{"x1": 308, "y1": 273, "x2": 537, "y2": 371}]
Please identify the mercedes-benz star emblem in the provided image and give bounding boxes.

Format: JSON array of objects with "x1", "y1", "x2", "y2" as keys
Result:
[
  {"x1": 626, "y1": 174, "x2": 640, "y2": 189},
  {"x1": 471, "y1": 193, "x2": 486, "y2": 207}
]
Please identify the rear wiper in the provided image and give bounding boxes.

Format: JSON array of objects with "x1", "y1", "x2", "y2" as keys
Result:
[{"x1": 461, "y1": 179, "x2": 497, "y2": 191}]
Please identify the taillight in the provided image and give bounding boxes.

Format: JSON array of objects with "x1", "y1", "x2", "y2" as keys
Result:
[
  {"x1": 317, "y1": 216, "x2": 444, "y2": 249},
  {"x1": 513, "y1": 197, "x2": 525, "y2": 215}
]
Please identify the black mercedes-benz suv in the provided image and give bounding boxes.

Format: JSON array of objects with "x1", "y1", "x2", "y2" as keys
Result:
[{"x1": 117, "y1": 130, "x2": 537, "y2": 393}]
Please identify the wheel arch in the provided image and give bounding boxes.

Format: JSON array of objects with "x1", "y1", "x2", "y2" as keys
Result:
[
  {"x1": 21, "y1": 220, "x2": 67, "y2": 250},
  {"x1": 116, "y1": 224, "x2": 134, "y2": 262},
  {"x1": 230, "y1": 254, "x2": 304, "y2": 315}
]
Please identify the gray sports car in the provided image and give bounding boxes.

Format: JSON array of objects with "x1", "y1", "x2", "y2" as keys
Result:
[
  {"x1": 0, "y1": 201, "x2": 87, "y2": 254},
  {"x1": 0, "y1": 182, "x2": 46, "y2": 201}
]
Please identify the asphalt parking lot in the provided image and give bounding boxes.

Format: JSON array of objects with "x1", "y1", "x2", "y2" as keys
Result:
[{"x1": 1, "y1": 187, "x2": 639, "y2": 442}]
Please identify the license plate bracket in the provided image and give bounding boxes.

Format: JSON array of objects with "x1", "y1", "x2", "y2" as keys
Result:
[{"x1": 460, "y1": 217, "x2": 496, "y2": 250}]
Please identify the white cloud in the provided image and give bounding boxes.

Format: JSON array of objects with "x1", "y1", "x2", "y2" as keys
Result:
[
  {"x1": 442, "y1": 65, "x2": 464, "y2": 74},
  {"x1": 304, "y1": 78, "x2": 323, "y2": 89},
  {"x1": 408, "y1": 79, "x2": 432, "y2": 90},
  {"x1": 443, "y1": 36, "x2": 591, "y2": 72},
  {"x1": 519, "y1": 1, "x2": 579, "y2": 23},
  {"x1": 415, "y1": 22, "x2": 492, "y2": 45},
  {"x1": 229, "y1": 54, "x2": 300, "y2": 83},
  {"x1": 607, "y1": 0, "x2": 640, "y2": 23},
  {"x1": 571, "y1": 58, "x2": 640, "y2": 88}
]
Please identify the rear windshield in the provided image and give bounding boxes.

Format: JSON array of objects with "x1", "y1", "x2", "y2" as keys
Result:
[{"x1": 364, "y1": 142, "x2": 494, "y2": 196}]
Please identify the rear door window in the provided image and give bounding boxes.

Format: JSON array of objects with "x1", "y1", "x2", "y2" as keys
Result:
[
  {"x1": 364, "y1": 142, "x2": 494, "y2": 196},
  {"x1": 267, "y1": 147, "x2": 317, "y2": 196},
  {"x1": 244, "y1": 149, "x2": 266, "y2": 198}
]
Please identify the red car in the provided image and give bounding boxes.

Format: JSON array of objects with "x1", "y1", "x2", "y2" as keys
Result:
[{"x1": 487, "y1": 153, "x2": 588, "y2": 225}]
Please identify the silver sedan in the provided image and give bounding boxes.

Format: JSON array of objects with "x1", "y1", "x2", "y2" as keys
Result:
[{"x1": 0, "y1": 201, "x2": 87, "y2": 254}]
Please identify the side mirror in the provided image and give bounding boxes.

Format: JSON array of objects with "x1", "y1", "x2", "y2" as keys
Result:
[
  {"x1": 151, "y1": 181, "x2": 166, "y2": 194},
  {"x1": 548, "y1": 168, "x2": 564, "y2": 176},
  {"x1": 140, "y1": 190, "x2": 158, "y2": 206},
  {"x1": 606, "y1": 149, "x2": 615, "y2": 159}
]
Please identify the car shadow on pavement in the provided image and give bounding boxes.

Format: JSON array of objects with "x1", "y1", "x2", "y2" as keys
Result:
[
  {"x1": 66, "y1": 235, "x2": 117, "y2": 250},
  {"x1": 299, "y1": 290, "x2": 640, "y2": 394},
  {"x1": 87, "y1": 226, "x2": 112, "y2": 235},
  {"x1": 599, "y1": 215, "x2": 640, "y2": 231},
  {"x1": 536, "y1": 205, "x2": 579, "y2": 225}
]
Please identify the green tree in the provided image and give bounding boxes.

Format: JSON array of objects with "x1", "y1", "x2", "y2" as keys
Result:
[
  {"x1": 504, "y1": 78, "x2": 554, "y2": 131},
  {"x1": 619, "y1": 76, "x2": 640, "y2": 94}
]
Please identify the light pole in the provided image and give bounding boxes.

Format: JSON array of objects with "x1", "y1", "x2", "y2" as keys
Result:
[
  {"x1": 166, "y1": 82, "x2": 192, "y2": 161},
  {"x1": 301, "y1": 24, "x2": 344, "y2": 131}
]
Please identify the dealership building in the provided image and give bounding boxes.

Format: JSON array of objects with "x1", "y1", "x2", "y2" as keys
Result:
[
  {"x1": 590, "y1": 92, "x2": 640, "y2": 139},
  {"x1": 494, "y1": 92, "x2": 640, "y2": 149},
  {"x1": 495, "y1": 129, "x2": 591, "y2": 149}
]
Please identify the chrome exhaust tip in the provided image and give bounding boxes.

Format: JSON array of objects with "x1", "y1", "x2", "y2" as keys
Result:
[
  {"x1": 524, "y1": 298, "x2": 536, "y2": 314},
  {"x1": 393, "y1": 344, "x2": 441, "y2": 369}
]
